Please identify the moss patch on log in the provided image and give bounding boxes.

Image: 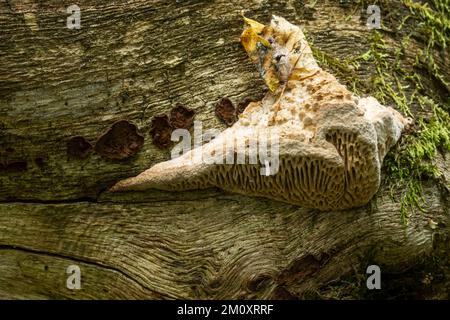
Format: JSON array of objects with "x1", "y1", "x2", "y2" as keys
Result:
[{"x1": 311, "y1": 0, "x2": 450, "y2": 224}]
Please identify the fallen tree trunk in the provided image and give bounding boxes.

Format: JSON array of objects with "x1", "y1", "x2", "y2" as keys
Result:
[{"x1": 0, "y1": 0, "x2": 448, "y2": 299}]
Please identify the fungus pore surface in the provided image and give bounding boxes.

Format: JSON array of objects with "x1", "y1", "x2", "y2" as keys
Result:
[{"x1": 110, "y1": 16, "x2": 410, "y2": 211}]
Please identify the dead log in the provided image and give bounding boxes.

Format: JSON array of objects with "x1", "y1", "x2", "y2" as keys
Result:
[{"x1": 0, "y1": 0, "x2": 448, "y2": 299}]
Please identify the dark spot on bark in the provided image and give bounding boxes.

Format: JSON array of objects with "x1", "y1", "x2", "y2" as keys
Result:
[
  {"x1": 169, "y1": 104, "x2": 195, "y2": 129},
  {"x1": 120, "y1": 91, "x2": 130, "y2": 104},
  {"x1": 34, "y1": 156, "x2": 47, "y2": 168},
  {"x1": 67, "y1": 136, "x2": 92, "y2": 159},
  {"x1": 237, "y1": 98, "x2": 253, "y2": 115},
  {"x1": 215, "y1": 97, "x2": 236, "y2": 126},
  {"x1": 94, "y1": 120, "x2": 144, "y2": 160},
  {"x1": 247, "y1": 274, "x2": 272, "y2": 292},
  {"x1": 5, "y1": 147, "x2": 14, "y2": 153},
  {"x1": 44, "y1": 265, "x2": 48, "y2": 271},
  {"x1": 1, "y1": 161, "x2": 28, "y2": 172},
  {"x1": 150, "y1": 115, "x2": 173, "y2": 149},
  {"x1": 339, "y1": 0, "x2": 351, "y2": 7},
  {"x1": 171, "y1": 62, "x2": 186, "y2": 76},
  {"x1": 271, "y1": 286, "x2": 298, "y2": 300},
  {"x1": 208, "y1": 277, "x2": 222, "y2": 290},
  {"x1": 277, "y1": 254, "x2": 330, "y2": 285}
]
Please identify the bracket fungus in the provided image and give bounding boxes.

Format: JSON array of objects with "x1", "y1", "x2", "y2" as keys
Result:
[
  {"x1": 67, "y1": 136, "x2": 92, "y2": 159},
  {"x1": 150, "y1": 114, "x2": 174, "y2": 149},
  {"x1": 215, "y1": 97, "x2": 237, "y2": 126},
  {"x1": 95, "y1": 120, "x2": 144, "y2": 160},
  {"x1": 110, "y1": 16, "x2": 411, "y2": 211},
  {"x1": 169, "y1": 104, "x2": 196, "y2": 130}
]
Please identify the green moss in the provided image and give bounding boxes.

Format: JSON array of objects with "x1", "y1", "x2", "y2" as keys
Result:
[
  {"x1": 357, "y1": 31, "x2": 413, "y2": 116},
  {"x1": 311, "y1": 46, "x2": 365, "y2": 95},
  {"x1": 403, "y1": 0, "x2": 449, "y2": 50},
  {"x1": 385, "y1": 97, "x2": 450, "y2": 223},
  {"x1": 311, "y1": 0, "x2": 450, "y2": 224},
  {"x1": 303, "y1": 0, "x2": 450, "y2": 300},
  {"x1": 403, "y1": 0, "x2": 450, "y2": 90},
  {"x1": 381, "y1": 0, "x2": 450, "y2": 224}
]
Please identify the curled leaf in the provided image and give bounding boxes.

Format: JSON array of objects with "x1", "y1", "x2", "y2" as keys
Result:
[
  {"x1": 240, "y1": 15, "x2": 280, "y2": 92},
  {"x1": 243, "y1": 16, "x2": 265, "y2": 33}
]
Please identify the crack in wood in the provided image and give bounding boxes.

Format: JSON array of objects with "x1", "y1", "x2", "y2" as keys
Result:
[{"x1": 0, "y1": 244, "x2": 164, "y2": 298}]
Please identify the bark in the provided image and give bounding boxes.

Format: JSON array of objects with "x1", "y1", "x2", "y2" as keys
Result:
[{"x1": 0, "y1": 0, "x2": 448, "y2": 299}]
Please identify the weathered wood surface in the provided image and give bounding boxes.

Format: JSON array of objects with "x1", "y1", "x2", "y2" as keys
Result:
[
  {"x1": 0, "y1": 185, "x2": 447, "y2": 299},
  {"x1": 0, "y1": 0, "x2": 449, "y2": 299}
]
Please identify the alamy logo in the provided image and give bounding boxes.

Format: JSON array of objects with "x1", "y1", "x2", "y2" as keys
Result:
[
  {"x1": 67, "y1": 5, "x2": 81, "y2": 30},
  {"x1": 366, "y1": 265, "x2": 381, "y2": 289},
  {"x1": 66, "y1": 265, "x2": 81, "y2": 290},
  {"x1": 171, "y1": 121, "x2": 280, "y2": 176},
  {"x1": 366, "y1": 5, "x2": 381, "y2": 29}
]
